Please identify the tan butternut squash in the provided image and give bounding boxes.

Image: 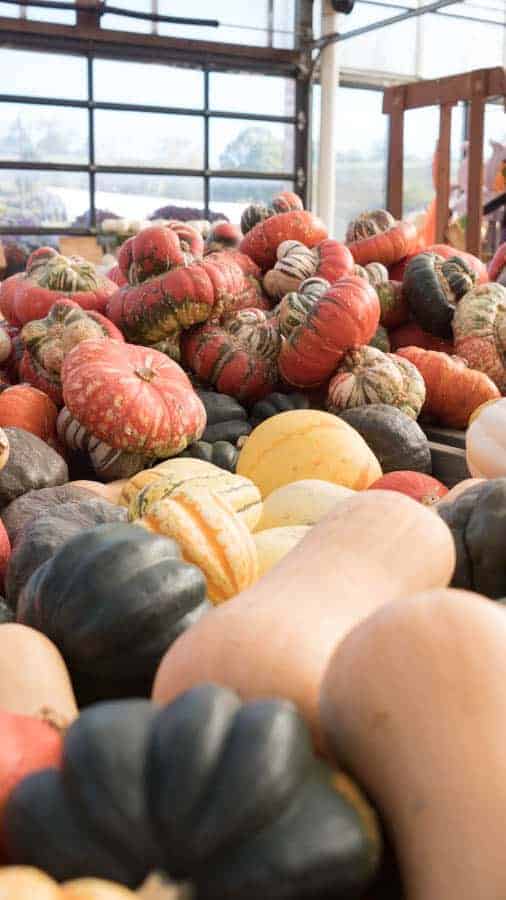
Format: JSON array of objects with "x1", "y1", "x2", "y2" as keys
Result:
[
  {"x1": 254, "y1": 525, "x2": 311, "y2": 576},
  {"x1": 152, "y1": 491, "x2": 455, "y2": 745},
  {"x1": 0, "y1": 624, "x2": 78, "y2": 722},
  {"x1": 320, "y1": 587, "x2": 506, "y2": 900},
  {"x1": 254, "y1": 480, "x2": 354, "y2": 531},
  {"x1": 61, "y1": 879, "x2": 136, "y2": 898}
]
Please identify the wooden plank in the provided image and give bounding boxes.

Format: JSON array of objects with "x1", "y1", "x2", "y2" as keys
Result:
[
  {"x1": 467, "y1": 72, "x2": 486, "y2": 257},
  {"x1": 387, "y1": 95, "x2": 404, "y2": 219},
  {"x1": 383, "y1": 67, "x2": 505, "y2": 113},
  {"x1": 59, "y1": 236, "x2": 103, "y2": 265},
  {"x1": 423, "y1": 425, "x2": 466, "y2": 450},
  {"x1": 429, "y1": 440, "x2": 469, "y2": 488},
  {"x1": 435, "y1": 104, "x2": 453, "y2": 244}
]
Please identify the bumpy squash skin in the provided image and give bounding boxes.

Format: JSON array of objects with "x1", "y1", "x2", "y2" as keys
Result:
[
  {"x1": 368, "y1": 471, "x2": 448, "y2": 505},
  {"x1": 62, "y1": 340, "x2": 206, "y2": 457},
  {"x1": 336, "y1": 405, "x2": 432, "y2": 475},
  {"x1": 5, "y1": 498, "x2": 126, "y2": 609},
  {"x1": 326, "y1": 347, "x2": 426, "y2": 421},
  {"x1": 438, "y1": 477, "x2": 506, "y2": 598},
  {"x1": 249, "y1": 391, "x2": 311, "y2": 427},
  {"x1": 0, "y1": 428, "x2": 68, "y2": 511},
  {"x1": 1, "y1": 484, "x2": 97, "y2": 547},
  {"x1": 452, "y1": 283, "x2": 506, "y2": 392},
  {"x1": 17, "y1": 523, "x2": 210, "y2": 705},
  {"x1": 117, "y1": 225, "x2": 198, "y2": 285},
  {"x1": 0, "y1": 386, "x2": 58, "y2": 446},
  {"x1": 347, "y1": 221, "x2": 418, "y2": 267},
  {"x1": 427, "y1": 242, "x2": 489, "y2": 285},
  {"x1": 488, "y1": 241, "x2": 506, "y2": 284},
  {"x1": 389, "y1": 321, "x2": 455, "y2": 354},
  {"x1": 239, "y1": 211, "x2": 328, "y2": 271},
  {"x1": 376, "y1": 281, "x2": 409, "y2": 329},
  {"x1": 403, "y1": 252, "x2": 476, "y2": 339},
  {"x1": 180, "y1": 440, "x2": 239, "y2": 473}
]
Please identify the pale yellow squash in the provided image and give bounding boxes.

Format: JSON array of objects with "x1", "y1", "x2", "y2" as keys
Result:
[
  {"x1": 237, "y1": 410, "x2": 381, "y2": 498},
  {"x1": 255, "y1": 479, "x2": 355, "y2": 531},
  {"x1": 0, "y1": 867, "x2": 62, "y2": 900},
  {"x1": 466, "y1": 396, "x2": 506, "y2": 478},
  {"x1": 61, "y1": 878, "x2": 136, "y2": 898},
  {"x1": 254, "y1": 525, "x2": 311, "y2": 576},
  {"x1": 118, "y1": 458, "x2": 221, "y2": 508}
]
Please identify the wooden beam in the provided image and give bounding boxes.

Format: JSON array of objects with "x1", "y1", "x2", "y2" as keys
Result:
[
  {"x1": 435, "y1": 103, "x2": 453, "y2": 243},
  {"x1": 387, "y1": 88, "x2": 404, "y2": 218},
  {"x1": 384, "y1": 66, "x2": 505, "y2": 113},
  {"x1": 466, "y1": 71, "x2": 486, "y2": 256}
]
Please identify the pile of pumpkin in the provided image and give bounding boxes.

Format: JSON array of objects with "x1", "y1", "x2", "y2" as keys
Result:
[{"x1": 1, "y1": 194, "x2": 506, "y2": 898}]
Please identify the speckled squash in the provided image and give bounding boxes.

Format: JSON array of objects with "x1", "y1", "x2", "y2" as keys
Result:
[
  {"x1": 269, "y1": 191, "x2": 304, "y2": 215},
  {"x1": 138, "y1": 485, "x2": 259, "y2": 603},
  {"x1": 62, "y1": 340, "x2": 206, "y2": 457},
  {"x1": 117, "y1": 224, "x2": 199, "y2": 285},
  {"x1": 452, "y1": 282, "x2": 506, "y2": 392},
  {"x1": 278, "y1": 276, "x2": 380, "y2": 388},
  {"x1": 326, "y1": 346, "x2": 426, "y2": 420},
  {"x1": 57, "y1": 407, "x2": 149, "y2": 482},
  {"x1": 369, "y1": 325, "x2": 390, "y2": 353},
  {"x1": 263, "y1": 241, "x2": 317, "y2": 299},
  {"x1": 368, "y1": 470, "x2": 448, "y2": 505},
  {"x1": 427, "y1": 242, "x2": 489, "y2": 285},
  {"x1": 20, "y1": 300, "x2": 124, "y2": 405},
  {"x1": 314, "y1": 239, "x2": 354, "y2": 283},
  {"x1": 236, "y1": 409, "x2": 382, "y2": 497},
  {"x1": 345, "y1": 210, "x2": 396, "y2": 243},
  {"x1": 183, "y1": 309, "x2": 280, "y2": 403},
  {"x1": 239, "y1": 211, "x2": 328, "y2": 272},
  {"x1": 347, "y1": 220, "x2": 418, "y2": 267},
  {"x1": 362, "y1": 262, "x2": 389, "y2": 287},
  {"x1": 389, "y1": 320, "x2": 455, "y2": 354},
  {"x1": 488, "y1": 242, "x2": 506, "y2": 285},
  {"x1": 376, "y1": 280, "x2": 409, "y2": 329},
  {"x1": 205, "y1": 249, "x2": 269, "y2": 314},
  {"x1": 0, "y1": 385, "x2": 58, "y2": 446},
  {"x1": 403, "y1": 252, "x2": 476, "y2": 339},
  {"x1": 204, "y1": 221, "x2": 241, "y2": 254},
  {"x1": 12, "y1": 248, "x2": 117, "y2": 325},
  {"x1": 118, "y1": 457, "x2": 221, "y2": 508},
  {"x1": 0, "y1": 318, "x2": 12, "y2": 365},
  {"x1": 128, "y1": 464, "x2": 261, "y2": 532}
]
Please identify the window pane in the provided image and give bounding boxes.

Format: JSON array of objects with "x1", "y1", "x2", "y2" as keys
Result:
[
  {"x1": 485, "y1": 102, "x2": 506, "y2": 148},
  {"x1": 210, "y1": 178, "x2": 294, "y2": 225},
  {"x1": 403, "y1": 104, "x2": 465, "y2": 217},
  {"x1": 420, "y1": 16, "x2": 503, "y2": 78},
  {"x1": 337, "y1": 5, "x2": 418, "y2": 76},
  {"x1": 210, "y1": 120, "x2": 294, "y2": 173},
  {"x1": 0, "y1": 49, "x2": 87, "y2": 100},
  {"x1": 156, "y1": 0, "x2": 294, "y2": 48},
  {"x1": 93, "y1": 60, "x2": 203, "y2": 108},
  {"x1": 26, "y1": 4, "x2": 75, "y2": 24},
  {"x1": 0, "y1": 170, "x2": 89, "y2": 228},
  {"x1": 311, "y1": 85, "x2": 387, "y2": 240},
  {"x1": 95, "y1": 173, "x2": 204, "y2": 220},
  {"x1": 94, "y1": 110, "x2": 204, "y2": 169},
  {"x1": 209, "y1": 72, "x2": 295, "y2": 117},
  {"x1": 101, "y1": 0, "x2": 152, "y2": 33},
  {"x1": 0, "y1": 2, "x2": 20, "y2": 17},
  {"x1": 0, "y1": 104, "x2": 88, "y2": 164}
]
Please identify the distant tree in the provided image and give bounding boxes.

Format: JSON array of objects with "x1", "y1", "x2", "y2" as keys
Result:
[
  {"x1": 35, "y1": 121, "x2": 77, "y2": 161},
  {"x1": 219, "y1": 126, "x2": 283, "y2": 172},
  {"x1": 0, "y1": 116, "x2": 37, "y2": 161}
]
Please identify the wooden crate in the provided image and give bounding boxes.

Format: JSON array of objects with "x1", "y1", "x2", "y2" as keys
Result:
[{"x1": 423, "y1": 426, "x2": 469, "y2": 488}]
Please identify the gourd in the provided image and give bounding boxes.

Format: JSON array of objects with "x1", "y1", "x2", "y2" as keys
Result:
[
  {"x1": 61, "y1": 340, "x2": 206, "y2": 457},
  {"x1": 57, "y1": 407, "x2": 149, "y2": 483},
  {"x1": 368, "y1": 471, "x2": 448, "y2": 505},
  {"x1": 183, "y1": 309, "x2": 280, "y2": 403},
  {"x1": 254, "y1": 525, "x2": 311, "y2": 576},
  {"x1": 239, "y1": 211, "x2": 328, "y2": 271},
  {"x1": 0, "y1": 624, "x2": 77, "y2": 721},
  {"x1": 126, "y1": 459, "x2": 261, "y2": 531},
  {"x1": 204, "y1": 249, "x2": 270, "y2": 314},
  {"x1": 320, "y1": 587, "x2": 506, "y2": 900},
  {"x1": 347, "y1": 220, "x2": 419, "y2": 267},
  {"x1": 204, "y1": 221, "x2": 241, "y2": 254},
  {"x1": 5, "y1": 497, "x2": 126, "y2": 608},
  {"x1": 369, "y1": 324, "x2": 390, "y2": 353},
  {"x1": 240, "y1": 191, "x2": 303, "y2": 235},
  {"x1": 20, "y1": 301, "x2": 124, "y2": 405},
  {"x1": 0, "y1": 519, "x2": 10, "y2": 590},
  {"x1": 17, "y1": 523, "x2": 210, "y2": 705},
  {"x1": 488, "y1": 241, "x2": 506, "y2": 284},
  {"x1": 8, "y1": 248, "x2": 117, "y2": 325},
  {"x1": 180, "y1": 440, "x2": 239, "y2": 473},
  {"x1": 62, "y1": 879, "x2": 137, "y2": 899},
  {"x1": 376, "y1": 280, "x2": 409, "y2": 329},
  {"x1": 0, "y1": 867, "x2": 63, "y2": 898},
  {"x1": 0, "y1": 428, "x2": 68, "y2": 511},
  {"x1": 263, "y1": 239, "x2": 354, "y2": 300},
  {"x1": 69, "y1": 479, "x2": 128, "y2": 505},
  {"x1": 237, "y1": 410, "x2": 382, "y2": 498},
  {"x1": 403, "y1": 252, "x2": 476, "y2": 339},
  {"x1": 427, "y1": 242, "x2": 488, "y2": 284},
  {"x1": 152, "y1": 491, "x2": 455, "y2": 745},
  {"x1": 326, "y1": 347, "x2": 426, "y2": 421},
  {"x1": 345, "y1": 209, "x2": 396, "y2": 243},
  {"x1": 1, "y1": 483, "x2": 99, "y2": 546},
  {"x1": 117, "y1": 224, "x2": 201, "y2": 285},
  {"x1": 0, "y1": 426, "x2": 10, "y2": 473},
  {"x1": 197, "y1": 389, "x2": 251, "y2": 444},
  {"x1": 337, "y1": 404, "x2": 432, "y2": 474},
  {"x1": 437, "y1": 477, "x2": 506, "y2": 597},
  {"x1": 255, "y1": 479, "x2": 354, "y2": 531},
  {"x1": 452, "y1": 283, "x2": 506, "y2": 392},
  {"x1": 396, "y1": 346, "x2": 500, "y2": 429},
  {"x1": 0, "y1": 385, "x2": 58, "y2": 446},
  {"x1": 465, "y1": 397, "x2": 506, "y2": 478},
  {"x1": 278, "y1": 276, "x2": 380, "y2": 388},
  {"x1": 389, "y1": 321, "x2": 455, "y2": 354},
  {"x1": 249, "y1": 390, "x2": 310, "y2": 428},
  {"x1": 4, "y1": 686, "x2": 381, "y2": 898},
  {"x1": 138, "y1": 485, "x2": 258, "y2": 603}
]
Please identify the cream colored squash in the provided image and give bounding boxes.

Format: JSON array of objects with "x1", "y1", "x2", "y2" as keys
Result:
[
  {"x1": 254, "y1": 525, "x2": 311, "y2": 576},
  {"x1": 255, "y1": 479, "x2": 355, "y2": 531},
  {"x1": 61, "y1": 878, "x2": 136, "y2": 898},
  {"x1": 118, "y1": 457, "x2": 222, "y2": 508},
  {"x1": 0, "y1": 867, "x2": 62, "y2": 900},
  {"x1": 237, "y1": 410, "x2": 382, "y2": 498},
  {"x1": 466, "y1": 397, "x2": 506, "y2": 478},
  {"x1": 320, "y1": 587, "x2": 506, "y2": 900}
]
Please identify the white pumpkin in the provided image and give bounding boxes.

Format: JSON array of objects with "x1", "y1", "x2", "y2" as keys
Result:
[{"x1": 465, "y1": 397, "x2": 506, "y2": 478}]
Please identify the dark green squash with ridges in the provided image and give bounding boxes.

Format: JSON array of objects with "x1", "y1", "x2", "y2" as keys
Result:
[
  {"x1": 402, "y1": 252, "x2": 475, "y2": 339},
  {"x1": 181, "y1": 440, "x2": 239, "y2": 473},
  {"x1": 250, "y1": 391, "x2": 311, "y2": 428},
  {"x1": 197, "y1": 389, "x2": 251, "y2": 444}
]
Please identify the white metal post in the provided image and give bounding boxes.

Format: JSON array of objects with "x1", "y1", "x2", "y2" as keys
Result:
[{"x1": 317, "y1": 0, "x2": 340, "y2": 232}]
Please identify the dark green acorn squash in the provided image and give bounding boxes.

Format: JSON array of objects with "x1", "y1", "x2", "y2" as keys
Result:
[
  {"x1": 337, "y1": 404, "x2": 432, "y2": 474},
  {"x1": 1, "y1": 483, "x2": 97, "y2": 546},
  {"x1": 181, "y1": 440, "x2": 239, "y2": 473},
  {"x1": 438, "y1": 477, "x2": 506, "y2": 598},
  {"x1": 17, "y1": 523, "x2": 210, "y2": 705},
  {"x1": 5, "y1": 685, "x2": 382, "y2": 898},
  {"x1": 402, "y1": 252, "x2": 475, "y2": 339},
  {"x1": 0, "y1": 597, "x2": 13, "y2": 623},
  {"x1": 0, "y1": 427, "x2": 68, "y2": 510},
  {"x1": 249, "y1": 391, "x2": 311, "y2": 428},
  {"x1": 197, "y1": 390, "x2": 251, "y2": 444},
  {"x1": 5, "y1": 498, "x2": 126, "y2": 609}
]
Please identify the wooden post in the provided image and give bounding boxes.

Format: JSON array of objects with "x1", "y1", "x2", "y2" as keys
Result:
[
  {"x1": 466, "y1": 72, "x2": 486, "y2": 256},
  {"x1": 76, "y1": 0, "x2": 101, "y2": 29},
  {"x1": 387, "y1": 88, "x2": 404, "y2": 219},
  {"x1": 435, "y1": 103, "x2": 453, "y2": 244}
]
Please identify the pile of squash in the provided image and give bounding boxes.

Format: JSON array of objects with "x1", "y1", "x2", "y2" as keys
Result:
[{"x1": 1, "y1": 194, "x2": 506, "y2": 899}]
